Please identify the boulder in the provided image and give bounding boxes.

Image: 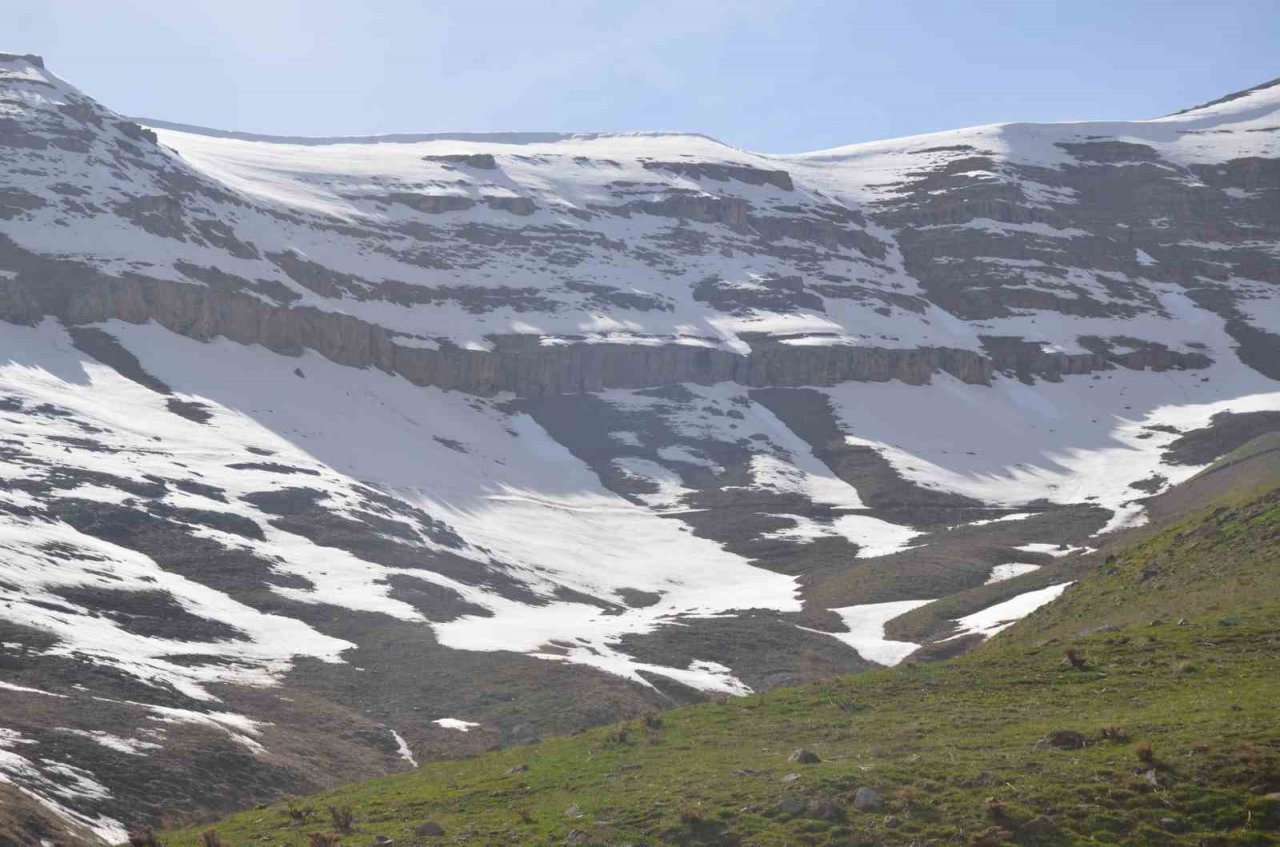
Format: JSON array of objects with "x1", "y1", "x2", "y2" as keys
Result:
[
  {"x1": 772, "y1": 796, "x2": 807, "y2": 817},
  {"x1": 853, "y1": 786, "x2": 883, "y2": 811}
]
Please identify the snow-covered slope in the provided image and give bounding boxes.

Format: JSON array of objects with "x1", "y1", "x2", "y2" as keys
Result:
[{"x1": 0, "y1": 52, "x2": 1278, "y2": 843}]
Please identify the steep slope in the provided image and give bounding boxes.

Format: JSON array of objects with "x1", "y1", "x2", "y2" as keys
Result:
[
  {"x1": 164, "y1": 468, "x2": 1280, "y2": 846},
  {"x1": 0, "y1": 50, "x2": 1278, "y2": 842}
]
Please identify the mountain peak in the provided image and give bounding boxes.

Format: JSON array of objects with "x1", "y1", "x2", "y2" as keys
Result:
[
  {"x1": 0, "y1": 51, "x2": 45, "y2": 69},
  {"x1": 1171, "y1": 74, "x2": 1280, "y2": 116}
]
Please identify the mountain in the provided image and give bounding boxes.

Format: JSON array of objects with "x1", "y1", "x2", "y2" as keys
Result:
[{"x1": 0, "y1": 51, "x2": 1276, "y2": 843}]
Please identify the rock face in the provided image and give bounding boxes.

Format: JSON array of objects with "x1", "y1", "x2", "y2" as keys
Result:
[
  {"x1": 0, "y1": 53, "x2": 1278, "y2": 846},
  {"x1": 2, "y1": 53, "x2": 1269, "y2": 396}
]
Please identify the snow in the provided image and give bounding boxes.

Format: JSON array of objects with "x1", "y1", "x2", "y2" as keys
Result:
[
  {"x1": 141, "y1": 704, "x2": 268, "y2": 755},
  {"x1": 5, "y1": 309, "x2": 1261, "y2": 703},
  {"x1": 54, "y1": 729, "x2": 161, "y2": 757},
  {"x1": 985, "y1": 563, "x2": 1041, "y2": 584},
  {"x1": 749, "y1": 454, "x2": 864, "y2": 510},
  {"x1": 610, "y1": 431, "x2": 642, "y2": 447},
  {"x1": 965, "y1": 512, "x2": 1036, "y2": 527},
  {"x1": 656, "y1": 444, "x2": 723, "y2": 472},
  {"x1": 948, "y1": 583, "x2": 1073, "y2": 640},
  {"x1": 601, "y1": 382, "x2": 923, "y2": 555},
  {"x1": 822, "y1": 318, "x2": 1280, "y2": 535},
  {"x1": 833, "y1": 514, "x2": 921, "y2": 558},
  {"x1": 0, "y1": 53, "x2": 1276, "y2": 370},
  {"x1": 391, "y1": 730, "x2": 418, "y2": 765},
  {"x1": 432, "y1": 718, "x2": 479, "y2": 732},
  {"x1": 812, "y1": 600, "x2": 935, "y2": 666},
  {"x1": 0, "y1": 682, "x2": 67, "y2": 699},
  {"x1": 612, "y1": 457, "x2": 694, "y2": 508},
  {"x1": 1016, "y1": 543, "x2": 1092, "y2": 558},
  {"x1": 18, "y1": 320, "x2": 804, "y2": 696},
  {"x1": 0, "y1": 727, "x2": 128, "y2": 844}
]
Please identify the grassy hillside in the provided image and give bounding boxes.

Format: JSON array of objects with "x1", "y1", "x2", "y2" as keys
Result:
[{"x1": 164, "y1": 483, "x2": 1280, "y2": 847}]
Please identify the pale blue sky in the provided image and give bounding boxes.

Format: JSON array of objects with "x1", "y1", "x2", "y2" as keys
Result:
[{"x1": 5, "y1": 0, "x2": 1279, "y2": 152}]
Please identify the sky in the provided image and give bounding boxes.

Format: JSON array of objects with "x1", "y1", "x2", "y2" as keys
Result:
[{"x1": 4, "y1": 0, "x2": 1279, "y2": 153}]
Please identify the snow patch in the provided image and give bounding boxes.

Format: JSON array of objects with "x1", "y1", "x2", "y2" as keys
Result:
[
  {"x1": 948, "y1": 582, "x2": 1073, "y2": 640},
  {"x1": 811, "y1": 599, "x2": 934, "y2": 666},
  {"x1": 985, "y1": 563, "x2": 1042, "y2": 584}
]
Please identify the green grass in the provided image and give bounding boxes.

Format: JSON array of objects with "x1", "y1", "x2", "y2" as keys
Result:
[
  {"x1": 166, "y1": 486, "x2": 1280, "y2": 847},
  {"x1": 1005, "y1": 483, "x2": 1280, "y2": 648}
]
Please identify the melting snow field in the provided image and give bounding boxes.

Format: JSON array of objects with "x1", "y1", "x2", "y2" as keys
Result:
[
  {"x1": 812, "y1": 600, "x2": 934, "y2": 666},
  {"x1": 0, "y1": 727, "x2": 129, "y2": 844},
  {"x1": 603, "y1": 383, "x2": 923, "y2": 557},
  {"x1": 986, "y1": 563, "x2": 1042, "y2": 584},
  {"x1": 948, "y1": 583, "x2": 1074, "y2": 640},
  {"x1": 823, "y1": 315, "x2": 1280, "y2": 535},
  {"x1": 1, "y1": 320, "x2": 802, "y2": 700}
]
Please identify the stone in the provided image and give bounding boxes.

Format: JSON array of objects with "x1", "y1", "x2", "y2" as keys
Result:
[
  {"x1": 772, "y1": 796, "x2": 806, "y2": 817},
  {"x1": 505, "y1": 763, "x2": 529, "y2": 774},
  {"x1": 788, "y1": 748, "x2": 820, "y2": 764},
  {"x1": 565, "y1": 804, "x2": 583, "y2": 818},
  {"x1": 413, "y1": 822, "x2": 443, "y2": 837},
  {"x1": 1021, "y1": 816, "x2": 1056, "y2": 835},
  {"x1": 780, "y1": 772, "x2": 801, "y2": 783},
  {"x1": 853, "y1": 786, "x2": 883, "y2": 811},
  {"x1": 804, "y1": 796, "x2": 841, "y2": 820}
]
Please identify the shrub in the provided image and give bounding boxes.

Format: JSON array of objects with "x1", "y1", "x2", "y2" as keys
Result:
[
  {"x1": 970, "y1": 826, "x2": 1013, "y2": 846},
  {"x1": 287, "y1": 803, "x2": 314, "y2": 825},
  {"x1": 327, "y1": 803, "x2": 355, "y2": 833},
  {"x1": 127, "y1": 827, "x2": 161, "y2": 847},
  {"x1": 307, "y1": 833, "x2": 342, "y2": 847},
  {"x1": 894, "y1": 786, "x2": 922, "y2": 809},
  {"x1": 1064, "y1": 646, "x2": 1088, "y2": 670},
  {"x1": 1099, "y1": 725, "x2": 1128, "y2": 743},
  {"x1": 199, "y1": 830, "x2": 224, "y2": 847},
  {"x1": 1048, "y1": 729, "x2": 1087, "y2": 749},
  {"x1": 126, "y1": 829, "x2": 162, "y2": 847}
]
